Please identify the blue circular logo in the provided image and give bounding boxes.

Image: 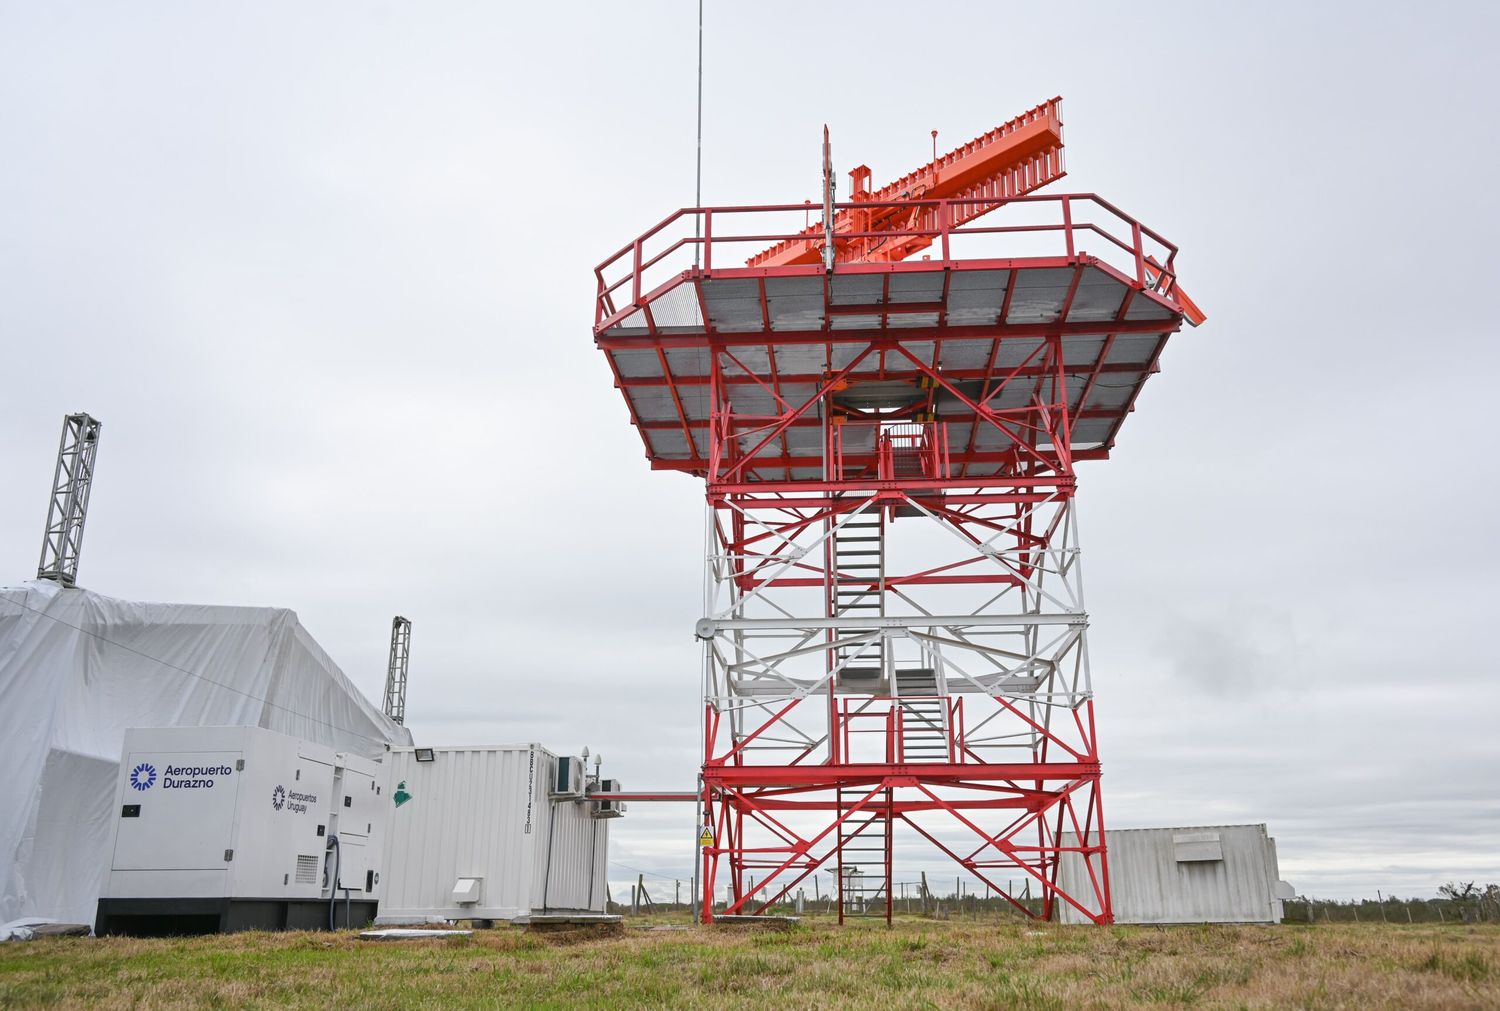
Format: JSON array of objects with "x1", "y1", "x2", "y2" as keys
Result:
[
  {"x1": 272, "y1": 785, "x2": 286, "y2": 811},
  {"x1": 129, "y1": 763, "x2": 156, "y2": 791}
]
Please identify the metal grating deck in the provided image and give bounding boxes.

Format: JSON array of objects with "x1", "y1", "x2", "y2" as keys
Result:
[{"x1": 597, "y1": 256, "x2": 1184, "y2": 478}]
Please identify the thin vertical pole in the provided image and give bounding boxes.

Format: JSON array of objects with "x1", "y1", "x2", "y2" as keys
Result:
[
  {"x1": 885, "y1": 787, "x2": 893, "y2": 925},
  {"x1": 692, "y1": 0, "x2": 704, "y2": 268}
]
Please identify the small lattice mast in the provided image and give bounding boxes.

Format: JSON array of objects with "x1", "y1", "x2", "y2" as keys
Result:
[
  {"x1": 37, "y1": 413, "x2": 103, "y2": 587},
  {"x1": 383, "y1": 616, "x2": 412, "y2": 725}
]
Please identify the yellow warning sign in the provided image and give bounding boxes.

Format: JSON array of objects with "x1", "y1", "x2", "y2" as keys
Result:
[{"x1": 698, "y1": 826, "x2": 715, "y2": 847}]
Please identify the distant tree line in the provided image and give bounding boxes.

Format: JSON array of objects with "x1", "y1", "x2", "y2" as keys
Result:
[{"x1": 1284, "y1": 883, "x2": 1500, "y2": 924}]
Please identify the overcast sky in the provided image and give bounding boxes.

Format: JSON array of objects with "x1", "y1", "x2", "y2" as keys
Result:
[{"x1": 2, "y1": 1, "x2": 1496, "y2": 902}]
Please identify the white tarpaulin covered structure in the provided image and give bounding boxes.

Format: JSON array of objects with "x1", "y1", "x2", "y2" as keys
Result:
[{"x1": 0, "y1": 580, "x2": 411, "y2": 926}]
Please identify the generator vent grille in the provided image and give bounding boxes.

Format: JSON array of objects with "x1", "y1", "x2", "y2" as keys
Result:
[{"x1": 296, "y1": 854, "x2": 319, "y2": 884}]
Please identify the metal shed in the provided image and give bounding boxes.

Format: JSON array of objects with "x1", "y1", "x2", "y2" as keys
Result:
[
  {"x1": 377, "y1": 745, "x2": 615, "y2": 923},
  {"x1": 1056, "y1": 824, "x2": 1293, "y2": 925}
]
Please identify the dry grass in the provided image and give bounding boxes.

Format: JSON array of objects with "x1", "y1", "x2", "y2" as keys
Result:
[{"x1": 2, "y1": 917, "x2": 1498, "y2": 1009}]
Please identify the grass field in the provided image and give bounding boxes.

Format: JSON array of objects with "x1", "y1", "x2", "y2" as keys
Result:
[{"x1": 3, "y1": 917, "x2": 1498, "y2": 1009}]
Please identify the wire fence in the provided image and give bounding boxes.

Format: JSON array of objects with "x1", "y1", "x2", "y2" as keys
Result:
[
  {"x1": 607, "y1": 877, "x2": 1500, "y2": 925},
  {"x1": 1285, "y1": 895, "x2": 1500, "y2": 926}
]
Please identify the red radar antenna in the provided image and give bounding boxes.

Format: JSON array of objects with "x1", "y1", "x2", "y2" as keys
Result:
[
  {"x1": 750, "y1": 98, "x2": 1066, "y2": 269},
  {"x1": 593, "y1": 96, "x2": 1204, "y2": 927}
]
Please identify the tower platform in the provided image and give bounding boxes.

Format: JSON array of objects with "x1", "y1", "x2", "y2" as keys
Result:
[{"x1": 596, "y1": 194, "x2": 1190, "y2": 483}]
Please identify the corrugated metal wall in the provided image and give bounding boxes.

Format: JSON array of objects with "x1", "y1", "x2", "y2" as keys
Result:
[
  {"x1": 530, "y1": 785, "x2": 610, "y2": 913},
  {"x1": 380, "y1": 744, "x2": 592, "y2": 921},
  {"x1": 1057, "y1": 824, "x2": 1285, "y2": 925}
]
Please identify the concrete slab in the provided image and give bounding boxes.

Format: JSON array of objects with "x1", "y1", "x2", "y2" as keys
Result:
[{"x1": 710, "y1": 915, "x2": 801, "y2": 930}]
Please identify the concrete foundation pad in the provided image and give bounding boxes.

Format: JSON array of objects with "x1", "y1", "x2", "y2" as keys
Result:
[
  {"x1": 518, "y1": 914, "x2": 624, "y2": 934},
  {"x1": 710, "y1": 915, "x2": 801, "y2": 930},
  {"x1": 518, "y1": 914, "x2": 622, "y2": 925},
  {"x1": 373, "y1": 915, "x2": 453, "y2": 927}
]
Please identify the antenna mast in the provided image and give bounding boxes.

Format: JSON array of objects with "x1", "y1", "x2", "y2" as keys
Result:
[
  {"x1": 383, "y1": 616, "x2": 413, "y2": 725},
  {"x1": 821, "y1": 125, "x2": 836, "y2": 273},
  {"x1": 37, "y1": 412, "x2": 102, "y2": 587}
]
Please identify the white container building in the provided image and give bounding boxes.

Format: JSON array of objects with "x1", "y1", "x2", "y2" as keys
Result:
[
  {"x1": 378, "y1": 744, "x2": 617, "y2": 923},
  {"x1": 1056, "y1": 823, "x2": 1294, "y2": 925}
]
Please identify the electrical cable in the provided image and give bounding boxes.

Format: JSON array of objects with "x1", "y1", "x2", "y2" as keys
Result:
[
  {"x1": 587, "y1": 817, "x2": 600, "y2": 911},
  {"x1": 609, "y1": 860, "x2": 684, "y2": 882},
  {"x1": 326, "y1": 834, "x2": 341, "y2": 930},
  {"x1": 540, "y1": 802, "x2": 557, "y2": 912}
]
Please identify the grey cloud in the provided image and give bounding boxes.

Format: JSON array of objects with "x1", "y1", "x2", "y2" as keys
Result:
[{"x1": 2, "y1": 0, "x2": 1496, "y2": 901}]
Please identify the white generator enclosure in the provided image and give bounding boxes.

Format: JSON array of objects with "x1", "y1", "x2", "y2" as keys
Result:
[
  {"x1": 379, "y1": 745, "x2": 617, "y2": 923},
  {"x1": 1056, "y1": 823, "x2": 1295, "y2": 925},
  {"x1": 96, "y1": 726, "x2": 388, "y2": 934}
]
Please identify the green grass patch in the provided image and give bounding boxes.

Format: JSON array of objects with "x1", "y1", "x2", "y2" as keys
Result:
[{"x1": 1, "y1": 920, "x2": 1498, "y2": 1009}]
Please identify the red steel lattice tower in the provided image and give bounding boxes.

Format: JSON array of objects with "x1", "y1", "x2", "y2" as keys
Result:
[{"x1": 593, "y1": 98, "x2": 1201, "y2": 924}]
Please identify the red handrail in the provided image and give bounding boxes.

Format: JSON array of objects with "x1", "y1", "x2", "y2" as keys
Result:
[{"x1": 594, "y1": 193, "x2": 1187, "y2": 332}]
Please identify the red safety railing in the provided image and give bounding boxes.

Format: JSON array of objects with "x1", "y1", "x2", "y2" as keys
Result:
[
  {"x1": 594, "y1": 193, "x2": 1186, "y2": 332},
  {"x1": 828, "y1": 422, "x2": 952, "y2": 482},
  {"x1": 878, "y1": 423, "x2": 950, "y2": 482},
  {"x1": 836, "y1": 695, "x2": 966, "y2": 764}
]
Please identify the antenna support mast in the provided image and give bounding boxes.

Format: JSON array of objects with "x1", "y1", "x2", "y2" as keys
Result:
[
  {"x1": 37, "y1": 412, "x2": 103, "y2": 587},
  {"x1": 384, "y1": 616, "x2": 413, "y2": 725}
]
